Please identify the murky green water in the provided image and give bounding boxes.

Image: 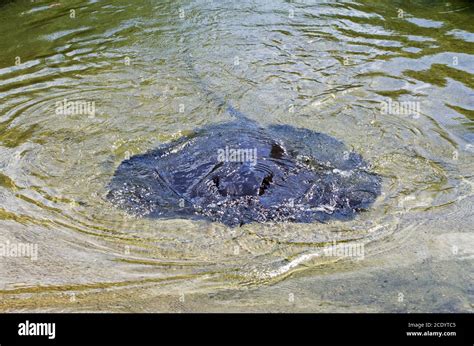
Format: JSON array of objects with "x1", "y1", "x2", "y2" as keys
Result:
[{"x1": 0, "y1": 0, "x2": 472, "y2": 312}]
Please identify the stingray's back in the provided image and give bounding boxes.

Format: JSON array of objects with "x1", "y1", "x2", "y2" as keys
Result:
[{"x1": 107, "y1": 122, "x2": 381, "y2": 226}]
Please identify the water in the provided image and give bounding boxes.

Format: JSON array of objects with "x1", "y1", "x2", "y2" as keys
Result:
[{"x1": 0, "y1": 0, "x2": 472, "y2": 312}]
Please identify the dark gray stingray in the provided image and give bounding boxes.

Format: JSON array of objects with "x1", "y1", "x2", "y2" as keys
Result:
[{"x1": 107, "y1": 58, "x2": 381, "y2": 226}]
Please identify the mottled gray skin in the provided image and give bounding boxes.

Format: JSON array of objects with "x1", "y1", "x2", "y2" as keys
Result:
[{"x1": 107, "y1": 105, "x2": 381, "y2": 226}]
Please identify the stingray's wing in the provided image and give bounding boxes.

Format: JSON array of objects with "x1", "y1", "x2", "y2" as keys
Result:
[
  {"x1": 107, "y1": 129, "x2": 228, "y2": 218},
  {"x1": 267, "y1": 124, "x2": 365, "y2": 170},
  {"x1": 106, "y1": 137, "x2": 196, "y2": 218},
  {"x1": 268, "y1": 124, "x2": 381, "y2": 213},
  {"x1": 107, "y1": 153, "x2": 183, "y2": 217}
]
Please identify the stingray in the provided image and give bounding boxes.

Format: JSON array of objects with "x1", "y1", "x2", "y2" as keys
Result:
[{"x1": 107, "y1": 60, "x2": 381, "y2": 227}]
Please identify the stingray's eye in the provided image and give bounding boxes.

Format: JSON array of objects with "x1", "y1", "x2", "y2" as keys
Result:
[
  {"x1": 270, "y1": 143, "x2": 285, "y2": 159},
  {"x1": 297, "y1": 155, "x2": 311, "y2": 165},
  {"x1": 258, "y1": 173, "x2": 273, "y2": 196}
]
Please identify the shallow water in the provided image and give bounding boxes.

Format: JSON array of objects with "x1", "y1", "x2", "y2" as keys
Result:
[{"x1": 0, "y1": 0, "x2": 473, "y2": 312}]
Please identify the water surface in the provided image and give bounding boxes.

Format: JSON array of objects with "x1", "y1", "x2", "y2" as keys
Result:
[{"x1": 0, "y1": 0, "x2": 473, "y2": 312}]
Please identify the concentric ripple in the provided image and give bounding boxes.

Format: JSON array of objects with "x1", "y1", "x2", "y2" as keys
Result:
[{"x1": 0, "y1": 0, "x2": 472, "y2": 312}]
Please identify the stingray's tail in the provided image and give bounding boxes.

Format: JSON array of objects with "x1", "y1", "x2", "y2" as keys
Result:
[{"x1": 183, "y1": 50, "x2": 251, "y2": 123}]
